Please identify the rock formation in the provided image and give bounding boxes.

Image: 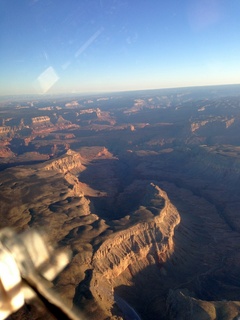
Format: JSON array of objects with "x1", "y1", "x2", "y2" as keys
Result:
[
  {"x1": 0, "y1": 148, "x2": 182, "y2": 319},
  {"x1": 89, "y1": 184, "x2": 180, "y2": 317},
  {"x1": 167, "y1": 289, "x2": 240, "y2": 320},
  {"x1": 43, "y1": 149, "x2": 86, "y2": 174}
]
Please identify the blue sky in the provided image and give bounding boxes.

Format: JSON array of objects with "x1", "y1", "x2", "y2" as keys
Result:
[{"x1": 1, "y1": 0, "x2": 240, "y2": 95}]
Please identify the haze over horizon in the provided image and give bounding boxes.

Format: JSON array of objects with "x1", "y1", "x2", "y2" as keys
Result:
[{"x1": 1, "y1": 0, "x2": 240, "y2": 96}]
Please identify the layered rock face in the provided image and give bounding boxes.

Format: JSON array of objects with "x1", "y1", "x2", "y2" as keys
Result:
[
  {"x1": 89, "y1": 184, "x2": 180, "y2": 315},
  {"x1": 43, "y1": 149, "x2": 85, "y2": 174}
]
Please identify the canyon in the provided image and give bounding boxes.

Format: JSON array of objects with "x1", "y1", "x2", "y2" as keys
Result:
[{"x1": 1, "y1": 86, "x2": 240, "y2": 319}]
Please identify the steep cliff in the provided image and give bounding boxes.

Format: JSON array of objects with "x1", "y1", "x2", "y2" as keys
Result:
[
  {"x1": 74, "y1": 183, "x2": 181, "y2": 317},
  {"x1": 92, "y1": 184, "x2": 179, "y2": 278},
  {"x1": 43, "y1": 149, "x2": 86, "y2": 174}
]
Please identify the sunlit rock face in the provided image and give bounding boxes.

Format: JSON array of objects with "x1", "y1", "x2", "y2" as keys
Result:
[
  {"x1": 0, "y1": 146, "x2": 15, "y2": 158},
  {"x1": 43, "y1": 149, "x2": 85, "y2": 174},
  {"x1": 93, "y1": 185, "x2": 179, "y2": 280},
  {"x1": 89, "y1": 184, "x2": 180, "y2": 316}
]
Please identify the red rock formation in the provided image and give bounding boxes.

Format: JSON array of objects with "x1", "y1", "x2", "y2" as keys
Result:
[{"x1": 0, "y1": 147, "x2": 15, "y2": 158}]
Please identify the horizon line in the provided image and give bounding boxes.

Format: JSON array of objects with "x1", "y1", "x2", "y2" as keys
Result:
[{"x1": 1, "y1": 82, "x2": 240, "y2": 99}]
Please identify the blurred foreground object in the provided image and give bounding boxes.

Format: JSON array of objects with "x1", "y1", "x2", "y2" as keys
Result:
[{"x1": 0, "y1": 228, "x2": 81, "y2": 320}]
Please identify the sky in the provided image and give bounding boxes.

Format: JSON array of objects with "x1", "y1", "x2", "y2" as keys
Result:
[{"x1": 1, "y1": 0, "x2": 240, "y2": 95}]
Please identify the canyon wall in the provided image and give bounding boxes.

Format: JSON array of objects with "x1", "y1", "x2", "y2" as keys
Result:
[{"x1": 77, "y1": 184, "x2": 181, "y2": 317}]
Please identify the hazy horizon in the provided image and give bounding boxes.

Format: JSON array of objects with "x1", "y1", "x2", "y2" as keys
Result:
[{"x1": 1, "y1": 83, "x2": 240, "y2": 100}]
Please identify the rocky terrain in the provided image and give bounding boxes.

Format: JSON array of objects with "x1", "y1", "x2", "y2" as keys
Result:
[{"x1": 1, "y1": 85, "x2": 240, "y2": 319}]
